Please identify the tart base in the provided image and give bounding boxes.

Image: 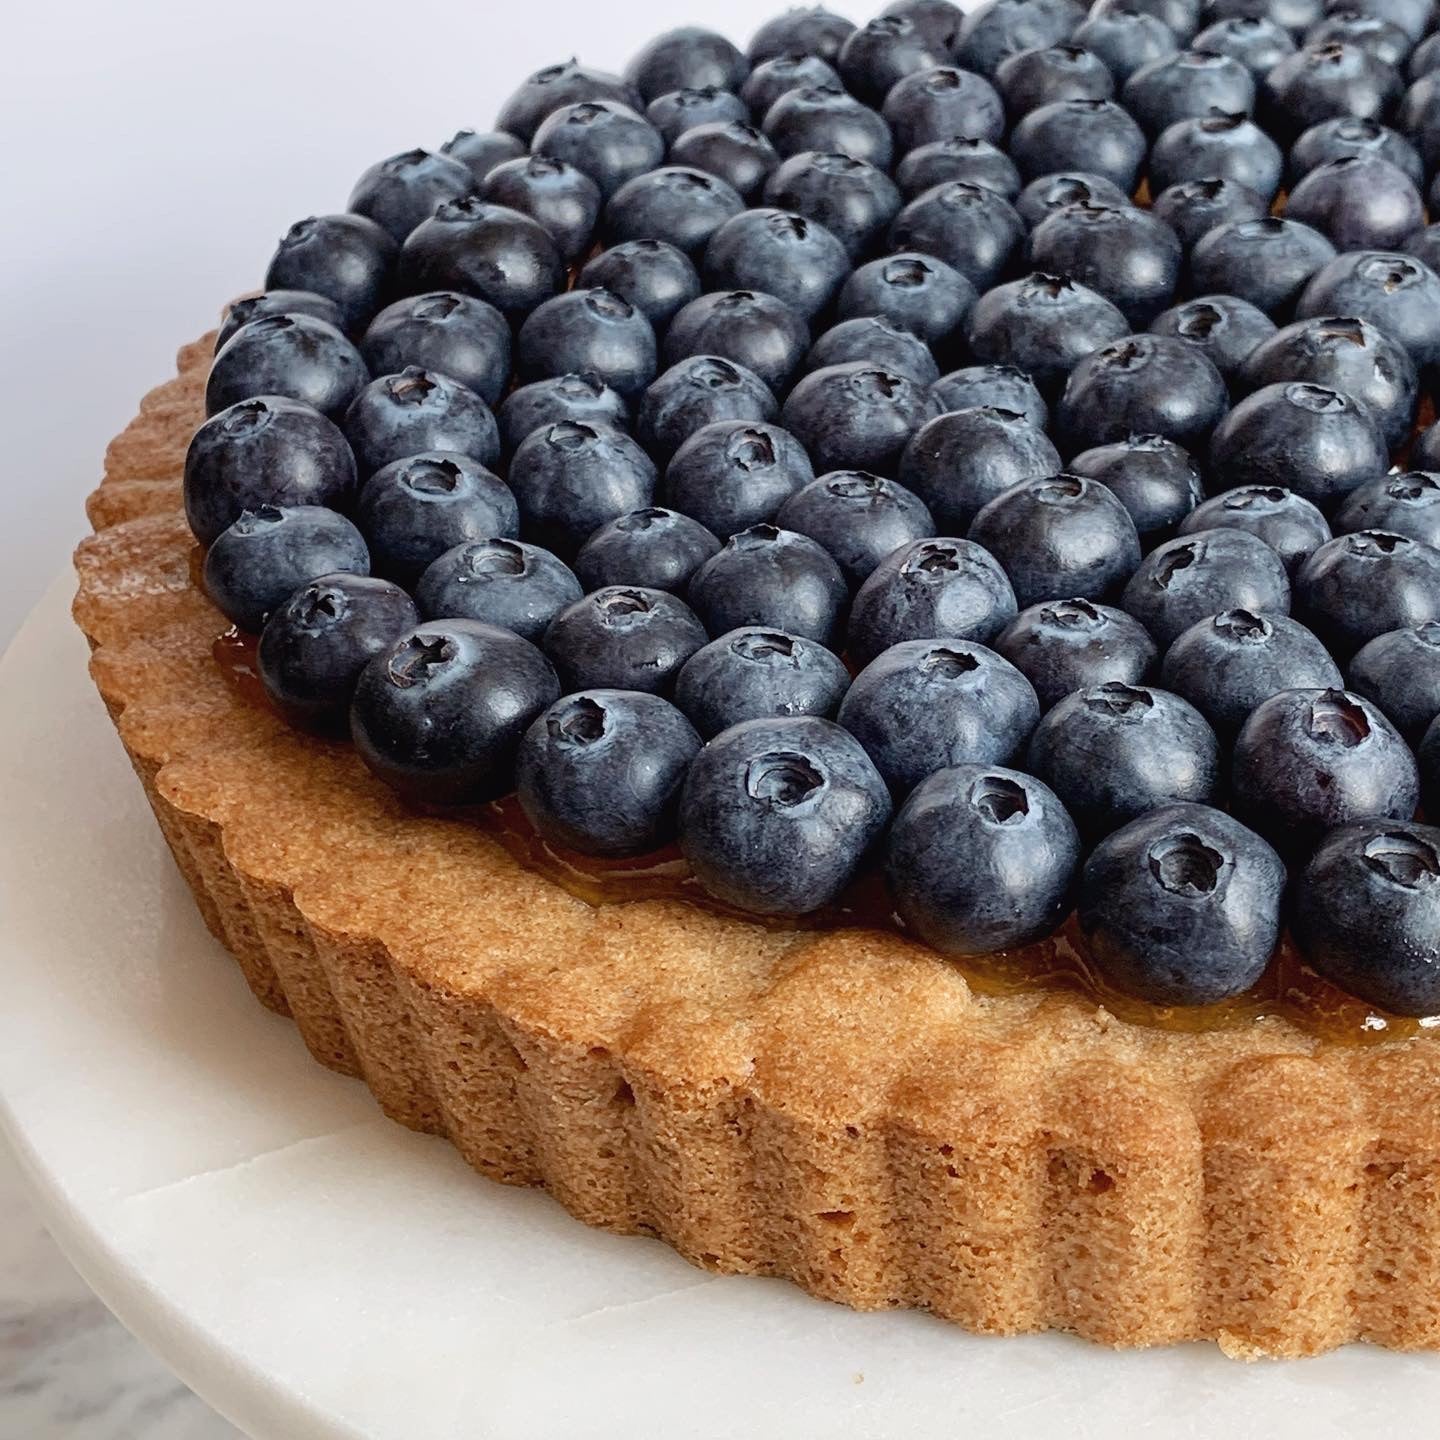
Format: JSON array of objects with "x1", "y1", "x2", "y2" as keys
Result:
[{"x1": 73, "y1": 334, "x2": 1440, "y2": 1359}]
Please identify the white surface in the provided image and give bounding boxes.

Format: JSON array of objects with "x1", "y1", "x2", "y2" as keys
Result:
[{"x1": 3, "y1": 577, "x2": 1440, "y2": 1439}]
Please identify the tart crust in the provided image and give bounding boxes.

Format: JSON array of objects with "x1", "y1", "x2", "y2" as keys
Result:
[{"x1": 72, "y1": 333, "x2": 1440, "y2": 1359}]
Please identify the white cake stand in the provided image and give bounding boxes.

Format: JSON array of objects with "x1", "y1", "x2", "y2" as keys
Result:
[{"x1": 2, "y1": 572, "x2": 1438, "y2": 1440}]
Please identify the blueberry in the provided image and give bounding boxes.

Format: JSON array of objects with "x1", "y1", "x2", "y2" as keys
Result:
[
  {"x1": 782, "y1": 363, "x2": 940, "y2": 475},
  {"x1": 775, "y1": 471, "x2": 936, "y2": 588},
  {"x1": 1403, "y1": 224, "x2": 1440, "y2": 275},
  {"x1": 532, "y1": 100, "x2": 665, "y2": 200},
  {"x1": 761, "y1": 84, "x2": 896, "y2": 169},
  {"x1": 494, "y1": 60, "x2": 642, "y2": 144},
  {"x1": 1209, "y1": 382, "x2": 1386, "y2": 511},
  {"x1": 847, "y1": 537, "x2": 1019, "y2": 666},
  {"x1": 1296, "y1": 530, "x2": 1440, "y2": 658},
  {"x1": 1412, "y1": 31, "x2": 1440, "y2": 78},
  {"x1": 1147, "y1": 293, "x2": 1278, "y2": 383},
  {"x1": 1069, "y1": 435, "x2": 1203, "y2": 542},
  {"x1": 1264, "y1": 41, "x2": 1403, "y2": 141},
  {"x1": 663, "y1": 289, "x2": 809, "y2": 394},
  {"x1": 1422, "y1": 716, "x2": 1440, "y2": 814},
  {"x1": 1149, "y1": 113, "x2": 1284, "y2": 200},
  {"x1": 1027, "y1": 203, "x2": 1182, "y2": 325},
  {"x1": 956, "y1": 0, "x2": 1088, "y2": 77},
  {"x1": 1306, "y1": 9, "x2": 1413, "y2": 67},
  {"x1": 479, "y1": 155, "x2": 602, "y2": 262},
  {"x1": 669, "y1": 121, "x2": 781, "y2": 201},
  {"x1": 1348, "y1": 623, "x2": 1440, "y2": 743},
  {"x1": 675, "y1": 627, "x2": 851, "y2": 736},
  {"x1": 1399, "y1": 73, "x2": 1440, "y2": 171},
  {"x1": 1013, "y1": 171, "x2": 1132, "y2": 227},
  {"x1": 929, "y1": 364, "x2": 1048, "y2": 430},
  {"x1": 398, "y1": 197, "x2": 564, "y2": 321},
  {"x1": 350, "y1": 620, "x2": 560, "y2": 804},
  {"x1": 1160, "y1": 608, "x2": 1342, "y2": 736},
  {"x1": 347, "y1": 148, "x2": 476, "y2": 244},
  {"x1": 206, "y1": 315, "x2": 369, "y2": 421},
  {"x1": 265, "y1": 214, "x2": 397, "y2": 334},
  {"x1": 1122, "y1": 528, "x2": 1292, "y2": 646},
  {"x1": 1418, "y1": 425, "x2": 1440, "y2": 474},
  {"x1": 625, "y1": 26, "x2": 749, "y2": 104},
  {"x1": 1192, "y1": 15, "x2": 1297, "y2": 77},
  {"x1": 203, "y1": 506, "x2": 370, "y2": 634},
  {"x1": 1370, "y1": 0, "x2": 1436, "y2": 44},
  {"x1": 1122, "y1": 49, "x2": 1255, "y2": 136},
  {"x1": 889, "y1": 182, "x2": 1025, "y2": 292},
  {"x1": 703, "y1": 208, "x2": 850, "y2": 322},
  {"x1": 880, "y1": 64, "x2": 1007, "y2": 152},
  {"x1": 1232, "y1": 687, "x2": 1420, "y2": 849},
  {"x1": 414, "y1": 538, "x2": 582, "y2": 642},
  {"x1": 880, "y1": 0, "x2": 967, "y2": 50},
  {"x1": 184, "y1": 396, "x2": 358, "y2": 546},
  {"x1": 516, "y1": 288, "x2": 657, "y2": 400},
  {"x1": 516, "y1": 690, "x2": 702, "y2": 856},
  {"x1": 575, "y1": 507, "x2": 721, "y2": 593},
  {"x1": 898, "y1": 406, "x2": 1062, "y2": 532},
  {"x1": 1149, "y1": 177, "x2": 1270, "y2": 250},
  {"x1": 839, "y1": 639, "x2": 1041, "y2": 793},
  {"x1": 895, "y1": 137, "x2": 1022, "y2": 201},
  {"x1": 1059, "y1": 334, "x2": 1229, "y2": 451},
  {"x1": 361, "y1": 291, "x2": 512, "y2": 406},
  {"x1": 678, "y1": 716, "x2": 891, "y2": 914},
  {"x1": 741, "y1": 55, "x2": 844, "y2": 117},
  {"x1": 1335, "y1": 472, "x2": 1440, "y2": 548},
  {"x1": 544, "y1": 585, "x2": 708, "y2": 694},
  {"x1": 994, "y1": 43, "x2": 1116, "y2": 115},
  {"x1": 1188, "y1": 216, "x2": 1336, "y2": 318},
  {"x1": 837, "y1": 16, "x2": 949, "y2": 105},
  {"x1": 1296, "y1": 251, "x2": 1440, "y2": 373},
  {"x1": 216, "y1": 292, "x2": 345, "y2": 352},
  {"x1": 343, "y1": 367, "x2": 499, "y2": 476},
  {"x1": 645, "y1": 86, "x2": 750, "y2": 146},
  {"x1": 1078, "y1": 803, "x2": 1285, "y2": 1005},
  {"x1": 1012, "y1": 99, "x2": 1150, "y2": 194},
  {"x1": 994, "y1": 597, "x2": 1159, "y2": 708},
  {"x1": 1289, "y1": 116, "x2": 1425, "y2": 186},
  {"x1": 1178, "y1": 485, "x2": 1331, "y2": 574},
  {"x1": 439, "y1": 129, "x2": 527, "y2": 185},
  {"x1": 688, "y1": 525, "x2": 848, "y2": 644},
  {"x1": 835, "y1": 253, "x2": 977, "y2": 354},
  {"x1": 888, "y1": 764, "x2": 1081, "y2": 953},
  {"x1": 508, "y1": 420, "x2": 656, "y2": 555},
  {"x1": 604, "y1": 166, "x2": 746, "y2": 255},
  {"x1": 498, "y1": 372, "x2": 629, "y2": 456},
  {"x1": 663, "y1": 420, "x2": 815, "y2": 538},
  {"x1": 637, "y1": 356, "x2": 778, "y2": 462},
  {"x1": 805, "y1": 317, "x2": 939, "y2": 388},
  {"x1": 1287, "y1": 155, "x2": 1425, "y2": 251},
  {"x1": 762, "y1": 150, "x2": 901, "y2": 259},
  {"x1": 578, "y1": 239, "x2": 701, "y2": 333},
  {"x1": 747, "y1": 7, "x2": 857, "y2": 65},
  {"x1": 257, "y1": 573, "x2": 419, "y2": 732},
  {"x1": 1073, "y1": 7, "x2": 1179, "y2": 82}
]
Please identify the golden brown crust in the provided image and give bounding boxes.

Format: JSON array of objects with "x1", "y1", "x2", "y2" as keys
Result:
[{"x1": 73, "y1": 334, "x2": 1440, "y2": 1357}]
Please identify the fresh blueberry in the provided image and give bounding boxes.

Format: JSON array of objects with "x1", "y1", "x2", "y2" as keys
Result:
[
  {"x1": 703, "y1": 208, "x2": 850, "y2": 322},
  {"x1": 544, "y1": 585, "x2": 708, "y2": 694},
  {"x1": 1149, "y1": 112, "x2": 1284, "y2": 199},
  {"x1": 761, "y1": 84, "x2": 896, "y2": 169},
  {"x1": 1027, "y1": 203, "x2": 1182, "y2": 325},
  {"x1": 1286, "y1": 155, "x2": 1425, "y2": 250},
  {"x1": 775, "y1": 471, "x2": 936, "y2": 588},
  {"x1": 478, "y1": 155, "x2": 602, "y2": 263},
  {"x1": 216, "y1": 292, "x2": 345, "y2": 352},
  {"x1": 1305, "y1": 9, "x2": 1413, "y2": 68},
  {"x1": 516, "y1": 288, "x2": 657, "y2": 400},
  {"x1": 1078, "y1": 802, "x2": 1286, "y2": 1005},
  {"x1": 206, "y1": 315, "x2": 369, "y2": 420},
  {"x1": 1348, "y1": 623, "x2": 1440, "y2": 743},
  {"x1": 847, "y1": 536, "x2": 1019, "y2": 666},
  {"x1": 625, "y1": 26, "x2": 749, "y2": 105},
  {"x1": 574, "y1": 507, "x2": 721, "y2": 593},
  {"x1": 1335, "y1": 472, "x2": 1440, "y2": 548},
  {"x1": 747, "y1": 7, "x2": 857, "y2": 65},
  {"x1": 1189, "y1": 216, "x2": 1336, "y2": 318},
  {"x1": 1398, "y1": 72, "x2": 1440, "y2": 171},
  {"x1": 1010, "y1": 99, "x2": 1148, "y2": 193},
  {"x1": 1297, "y1": 531, "x2": 1440, "y2": 658},
  {"x1": 674, "y1": 627, "x2": 851, "y2": 736},
  {"x1": 678, "y1": 716, "x2": 891, "y2": 914},
  {"x1": 1403, "y1": 224, "x2": 1440, "y2": 275},
  {"x1": 1069, "y1": 435, "x2": 1203, "y2": 543},
  {"x1": 347, "y1": 148, "x2": 476, "y2": 244},
  {"x1": 1013, "y1": 171, "x2": 1132, "y2": 226},
  {"x1": 837, "y1": 16, "x2": 949, "y2": 106},
  {"x1": 1296, "y1": 251, "x2": 1440, "y2": 373},
  {"x1": 994, "y1": 597, "x2": 1158, "y2": 709},
  {"x1": 881, "y1": 64, "x2": 1007, "y2": 152},
  {"x1": 516, "y1": 690, "x2": 702, "y2": 856},
  {"x1": 265, "y1": 214, "x2": 396, "y2": 334},
  {"x1": 1417, "y1": 425, "x2": 1440, "y2": 474},
  {"x1": 184, "y1": 396, "x2": 358, "y2": 546},
  {"x1": 645, "y1": 86, "x2": 750, "y2": 146},
  {"x1": 531, "y1": 101, "x2": 665, "y2": 201},
  {"x1": 414, "y1": 538, "x2": 582, "y2": 642},
  {"x1": 1264, "y1": 41, "x2": 1403, "y2": 141},
  {"x1": 995, "y1": 43, "x2": 1115, "y2": 115},
  {"x1": 343, "y1": 367, "x2": 498, "y2": 476},
  {"x1": 1289, "y1": 116, "x2": 1425, "y2": 186},
  {"x1": 1374, "y1": 0, "x2": 1437, "y2": 44},
  {"x1": 494, "y1": 60, "x2": 642, "y2": 145},
  {"x1": 895, "y1": 137, "x2": 1022, "y2": 201},
  {"x1": 498, "y1": 372, "x2": 629, "y2": 456},
  {"x1": 604, "y1": 166, "x2": 746, "y2": 255},
  {"x1": 741, "y1": 55, "x2": 844, "y2": 118},
  {"x1": 1192, "y1": 16, "x2": 1297, "y2": 78},
  {"x1": 1122, "y1": 528, "x2": 1292, "y2": 646},
  {"x1": 662, "y1": 419, "x2": 815, "y2": 537},
  {"x1": 1412, "y1": 31, "x2": 1440, "y2": 78},
  {"x1": 889, "y1": 182, "x2": 1024, "y2": 293},
  {"x1": 637, "y1": 356, "x2": 778, "y2": 462},
  {"x1": 835, "y1": 253, "x2": 977, "y2": 355},
  {"x1": 350, "y1": 620, "x2": 560, "y2": 803},
  {"x1": 1122, "y1": 49, "x2": 1256, "y2": 135},
  {"x1": 257, "y1": 573, "x2": 419, "y2": 732},
  {"x1": 439, "y1": 129, "x2": 527, "y2": 185},
  {"x1": 578, "y1": 239, "x2": 701, "y2": 333},
  {"x1": 762, "y1": 150, "x2": 901, "y2": 259},
  {"x1": 663, "y1": 289, "x2": 809, "y2": 395},
  {"x1": 782, "y1": 362, "x2": 941, "y2": 475},
  {"x1": 1422, "y1": 716, "x2": 1440, "y2": 814},
  {"x1": 1147, "y1": 293, "x2": 1278, "y2": 383},
  {"x1": 1179, "y1": 485, "x2": 1332, "y2": 574},
  {"x1": 879, "y1": 0, "x2": 967, "y2": 51},
  {"x1": 508, "y1": 420, "x2": 656, "y2": 555},
  {"x1": 929, "y1": 364, "x2": 1048, "y2": 430},
  {"x1": 669, "y1": 121, "x2": 780, "y2": 201},
  {"x1": 1073, "y1": 7, "x2": 1178, "y2": 82},
  {"x1": 956, "y1": 0, "x2": 1088, "y2": 78},
  {"x1": 1149, "y1": 177, "x2": 1270, "y2": 250},
  {"x1": 360, "y1": 292, "x2": 511, "y2": 406},
  {"x1": 805, "y1": 317, "x2": 940, "y2": 388},
  {"x1": 688, "y1": 525, "x2": 848, "y2": 644}
]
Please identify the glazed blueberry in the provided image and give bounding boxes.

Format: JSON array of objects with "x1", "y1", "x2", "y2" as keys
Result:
[
  {"x1": 216, "y1": 292, "x2": 345, "y2": 352},
  {"x1": 762, "y1": 151, "x2": 901, "y2": 260},
  {"x1": 898, "y1": 407, "x2": 1062, "y2": 533},
  {"x1": 1297, "y1": 251, "x2": 1440, "y2": 372},
  {"x1": 637, "y1": 356, "x2": 778, "y2": 462},
  {"x1": 1069, "y1": 435, "x2": 1203, "y2": 543},
  {"x1": 645, "y1": 86, "x2": 750, "y2": 146},
  {"x1": 664, "y1": 290, "x2": 810, "y2": 395},
  {"x1": 1349, "y1": 623, "x2": 1440, "y2": 743},
  {"x1": 204, "y1": 506, "x2": 370, "y2": 634},
  {"x1": 494, "y1": 60, "x2": 642, "y2": 145},
  {"x1": 674, "y1": 627, "x2": 851, "y2": 736},
  {"x1": 748, "y1": 7, "x2": 856, "y2": 64},
  {"x1": 761, "y1": 84, "x2": 896, "y2": 169},
  {"x1": 955, "y1": 0, "x2": 1088, "y2": 77},
  {"x1": 1208, "y1": 382, "x2": 1386, "y2": 513},
  {"x1": 1073, "y1": 7, "x2": 1178, "y2": 82},
  {"x1": 439, "y1": 129, "x2": 527, "y2": 185},
  {"x1": 1192, "y1": 16, "x2": 1297, "y2": 78},
  {"x1": 1286, "y1": 156, "x2": 1425, "y2": 250},
  {"x1": 1306, "y1": 9, "x2": 1413, "y2": 68},
  {"x1": 703, "y1": 208, "x2": 850, "y2": 323},
  {"x1": 578, "y1": 240, "x2": 701, "y2": 333},
  {"x1": 343, "y1": 367, "x2": 499, "y2": 476},
  {"x1": 1078, "y1": 803, "x2": 1286, "y2": 1006},
  {"x1": 1179, "y1": 485, "x2": 1332, "y2": 574},
  {"x1": 1059, "y1": 335, "x2": 1228, "y2": 451},
  {"x1": 206, "y1": 315, "x2": 368, "y2": 421},
  {"x1": 347, "y1": 148, "x2": 476, "y2": 244},
  {"x1": 970, "y1": 474, "x2": 1143, "y2": 608},
  {"x1": 1122, "y1": 528, "x2": 1292, "y2": 646},
  {"x1": 574, "y1": 507, "x2": 721, "y2": 593},
  {"x1": 1027, "y1": 203, "x2": 1182, "y2": 326},
  {"x1": 479, "y1": 155, "x2": 602, "y2": 263},
  {"x1": 265, "y1": 213, "x2": 397, "y2": 334},
  {"x1": 508, "y1": 421, "x2": 656, "y2": 555},
  {"x1": 544, "y1": 585, "x2": 707, "y2": 694},
  {"x1": 498, "y1": 372, "x2": 629, "y2": 455},
  {"x1": 930, "y1": 365, "x2": 1048, "y2": 431},
  {"x1": 1289, "y1": 116, "x2": 1425, "y2": 186},
  {"x1": 895, "y1": 137, "x2": 1022, "y2": 201},
  {"x1": 782, "y1": 363, "x2": 939, "y2": 475},
  {"x1": 1188, "y1": 217, "x2": 1336, "y2": 318},
  {"x1": 1294, "y1": 821, "x2": 1440, "y2": 1016},
  {"x1": 625, "y1": 26, "x2": 749, "y2": 104},
  {"x1": 1240, "y1": 316, "x2": 1418, "y2": 450},
  {"x1": 888, "y1": 764, "x2": 1081, "y2": 954},
  {"x1": 356, "y1": 452, "x2": 518, "y2": 585},
  {"x1": 775, "y1": 472, "x2": 936, "y2": 589},
  {"x1": 414, "y1": 538, "x2": 582, "y2": 642},
  {"x1": 1149, "y1": 113, "x2": 1284, "y2": 200},
  {"x1": 663, "y1": 420, "x2": 814, "y2": 540},
  {"x1": 995, "y1": 43, "x2": 1115, "y2": 115},
  {"x1": 994, "y1": 597, "x2": 1159, "y2": 709},
  {"x1": 805, "y1": 317, "x2": 939, "y2": 389},
  {"x1": 1232, "y1": 687, "x2": 1420, "y2": 849},
  {"x1": 1149, "y1": 178, "x2": 1270, "y2": 250},
  {"x1": 687, "y1": 525, "x2": 848, "y2": 645},
  {"x1": 361, "y1": 292, "x2": 511, "y2": 406},
  {"x1": 837, "y1": 16, "x2": 948, "y2": 106},
  {"x1": 847, "y1": 537, "x2": 1019, "y2": 666},
  {"x1": 1008, "y1": 99, "x2": 1148, "y2": 191},
  {"x1": 516, "y1": 288, "x2": 657, "y2": 400},
  {"x1": 1148, "y1": 294, "x2": 1278, "y2": 384},
  {"x1": 1335, "y1": 473, "x2": 1440, "y2": 549},
  {"x1": 516, "y1": 690, "x2": 702, "y2": 856},
  {"x1": 741, "y1": 55, "x2": 843, "y2": 117},
  {"x1": 1265, "y1": 41, "x2": 1403, "y2": 141},
  {"x1": 350, "y1": 620, "x2": 560, "y2": 804},
  {"x1": 838, "y1": 639, "x2": 1041, "y2": 793},
  {"x1": 398, "y1": 198, "x2": 564, "y2": 321},
  {"x1": 1160, "y1": 608, "x2": 1342, "y2": 736},
  {"x1": 835, "y1": 253, "x2": 977, "y2": 354},
  {"x1": 184, "y1": 396, "x2": 358, "y2": 546},
  {"x1": 1122, "y1": 49, "x2": 1256, "y2": 136},
  {"x1": 532, "y1": 101, "x2": 665, "y2": 201},
  {"x1": 669, "y1": 121, "x2": 780, "y2": 201},
  {"x1": 880, "y1": 64, "x2": 1007, "y2": 153},
  {"x1": 604, "y1": 166, "x2": 746, "y2": 255},
  {"x1": 1013, "y1": 171, "x2": 1131, "y2": 227},
  {"x1": 257, "y1": 573, "x2": 419, "y2": 732},
  {"x1": 1296, "y1": 531, "x2": 1440, "y2": 658},
  {"x1": 678, "y1": 716, "x2": 892, "y2": 914},
  {"x1": 888, "y1": 182, "x2": 1024, "y2": 293}
]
